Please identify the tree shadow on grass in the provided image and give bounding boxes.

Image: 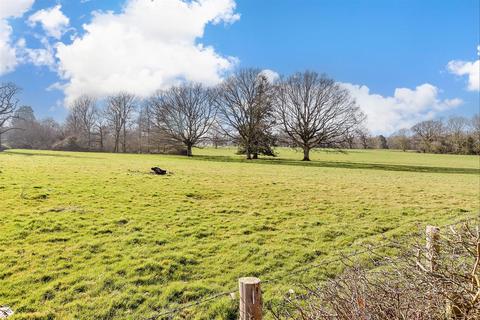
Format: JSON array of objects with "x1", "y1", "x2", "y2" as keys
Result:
[
  {"x1": 3, "y1": 150, "x2": 104, "y2": 160},
  {"x1": 3, "y1": 150, "x2": 479, "y2": 175},
  {"x1": 190, "y1": 155, "x2": 480, "y2": 175}
]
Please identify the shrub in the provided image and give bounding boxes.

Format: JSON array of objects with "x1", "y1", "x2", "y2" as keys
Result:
[
  {"x1": 52, "y1": 136, "x2": 83, "y2": 151},
  {"x1": 270, "y1": 222, "x2": 480, "y2": 320}
]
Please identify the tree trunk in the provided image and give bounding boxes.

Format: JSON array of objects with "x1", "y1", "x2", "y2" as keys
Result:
[
  {"x1": 253, "y1": 153, "x2": 258, "y2": 159},
  {"x1": 114, "y1": 132, "x2": 119, "y2": 153},
  {"x1": 88, "y1": 131, "x2": 91, "y2": 150},
  {"x1": 138, "y1": 128, "x2": 142, "y2": 153},
  {"x1": 186, "y1": 144, "x2": 193, "y2": 157},
  {"x1": 122, "y1": 124, "x2": 126, "y2": 153},
  {"x1": 146, "y1": 126, "x2": 150, "y2": 153},
  {"x1": 245, "y1": 144, "x2": 252, "y2": 159},
  {"x1": 99, "y1": 130, "x2": 104, "y2": 151},
  {"x1": 303, "y1": 147, "x2": 310, "y2": 161}
]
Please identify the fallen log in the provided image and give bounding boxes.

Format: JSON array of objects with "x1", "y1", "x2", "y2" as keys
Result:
[{"x1": 151, "y1": 167, "x2": 167, "y2": 175}]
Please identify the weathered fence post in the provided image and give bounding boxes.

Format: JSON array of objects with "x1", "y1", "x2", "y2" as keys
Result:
[
  {"x1": 239, "y1": 277, "x2": 262, "y2": 320},
  {"x1": 425, "y1": 225, "x2": 462, "y2": 319},
  {"x1": 426, "y1": 225, "x2": 440, "y2": 272}
]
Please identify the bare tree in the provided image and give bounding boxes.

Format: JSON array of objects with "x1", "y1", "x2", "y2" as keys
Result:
[
  {"x1": 276, "y1": 71, "x2": 364, "y2": 161},
  {"x1": 0, "y1": 83, "x2": 21, "y2": 148},
  {"x1": 208, "y1": 121, "x2": 229, "y2": 148},
  {"x1": 150, "y1": 83, "x2": 216, "y2": 156},
  {"x1": 7, "y1": 106, "x2": 62, "y2": 150},
  {"x1": 376, "y1": 134, "x2": 388, "y2": 149},
  {"x1": 65, "y1": 105, "x2": 82, "y2": 138},
  {"x1": 79, "y1": 97, "x2": 97, "y2": 150},
  {"x1": 8, "y1": 106, "x2": 36, "y2": 148},
  {"x1": 215, "y1": 68, "x2": 276, "y2": 159},
  {"x1": 104, "y1": 93, "x2": 136, "y2": 153},
  {"x1": 472, "y1": 114, "x2": 480, "y2": 154},
  {"x1": 356, "y1": 127, "x2": 372, "y2": 149},
  {"x1": 343, "y1": 127, "x2": 356, "y2": 149},
  {"x1": 34, "y1": 118, "x2": 62, "y2": 149},
  {"x1": 411, "y1": 120, "x2": 444, "y2": 153},
  {"x1": 446, "y1": 116, "x2": 469, "y2": 153},
  {"x1": 94, "y1": 116, "x2": 109, "y2": 152},
  {"x1": 472, "y1": 114, "x2": 480, "y2": 137},
  {"x1": 389, "y1": 128, "x2": 410, "y2": 151},
  {"x1": 67, "y1": 96, "x2": 97, "y2": 150},
  {"x1": 136, "y1": 102, "x2": 154, "y2": 153}
]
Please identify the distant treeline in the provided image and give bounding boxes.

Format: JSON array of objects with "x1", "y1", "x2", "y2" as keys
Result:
[
  {"x1": 359, "y1": 116, "x2": 480, "y2": 155},
  {"x1": 1, "y1": 71, "x2": 479, "y2": 158}
]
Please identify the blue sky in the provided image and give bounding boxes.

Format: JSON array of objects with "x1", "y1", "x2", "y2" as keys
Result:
[{"x1": 0, "y1": 0, "x2": 479, "y2": 134}]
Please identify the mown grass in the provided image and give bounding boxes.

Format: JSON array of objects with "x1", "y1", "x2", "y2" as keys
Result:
[{"x1": 0, "y1": 148, "x2": 479, "y2": 319}]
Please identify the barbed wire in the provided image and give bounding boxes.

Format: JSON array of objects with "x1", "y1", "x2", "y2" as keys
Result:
[
  {"x1": 143, "y1": 215, "x2": 479, "y2": 319},
  {"x1": 263, "y1": 215, "x2": 479, "y2": 285},
  {"x1": 144, "y1": 288, "x2": 236, "y2": 320},
  {"x1": 263, "y1": 242, "x2": 396, "y2": 285}
]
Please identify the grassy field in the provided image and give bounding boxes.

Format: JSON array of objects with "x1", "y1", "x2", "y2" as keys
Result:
[{"x1": 0, "y1": 148, "x2": 479, "y2": 319}]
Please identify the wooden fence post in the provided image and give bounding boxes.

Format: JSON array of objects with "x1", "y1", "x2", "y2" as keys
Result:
[
  {"x1": 239, "y1": 277, "x2": 262, "y2": 320},
  {"x1": 426, "y1": 225, "x2": 440, "y2": 272},
  {"x1": 425, "y1": 225, "x2": 461, "y2": 318}
]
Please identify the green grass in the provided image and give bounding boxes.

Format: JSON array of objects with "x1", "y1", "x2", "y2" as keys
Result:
[{"x1": 0, "y1": 148, "x2": 479, "y2": 319}]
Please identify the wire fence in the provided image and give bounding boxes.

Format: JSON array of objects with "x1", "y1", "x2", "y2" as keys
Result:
[
  {"x1": 144, "y1": 290, "x2": 235, "y2": 320},
  {"x1": 144, "y1": 215, "x2": 479, "y2": 320}
]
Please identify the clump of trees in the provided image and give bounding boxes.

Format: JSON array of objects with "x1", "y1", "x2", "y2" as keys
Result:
[
  {"x1": 387, "y1": 117, "x2": 479, "y2": 155},
  {"x1": 65, "y1": 95, "x2": 97, "y2": 150},
  {"x1": 334, "y1": 117, "x2": 480, "y2": 155},
  {"x1": 2, "y1": 73, "x2": 478, "y2": 157},
  {"x1": 1, "y1": 70, "x2": 365, "y2": 159},
  {"x1": 8, "y1": 106, "x2": 61, "y2": 149}
]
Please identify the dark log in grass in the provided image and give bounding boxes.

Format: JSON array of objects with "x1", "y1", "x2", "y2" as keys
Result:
[{"x1": 151, "y1": 167, "x2": 167, "y2": 175}]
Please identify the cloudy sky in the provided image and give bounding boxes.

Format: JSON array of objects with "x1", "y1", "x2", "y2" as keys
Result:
[{"x1": 0, "y1": 0, "x2": 478, "y2": 134}]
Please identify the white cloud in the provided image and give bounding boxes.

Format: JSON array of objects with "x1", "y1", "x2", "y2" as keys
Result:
[
  {"x1": 341, "y1": 82, "x2": 463, "y2": 134},
  {"x1": 55, "y1": 0, "x2": 239, "y2": 104},
  {"x1": 26, "y1": 47, "x2": 55, "y2": 66},
  {"x1": 260, "y1": 69, "x2": 280, "y2": 83},
  {"x1": 28, "y1": 5, "x2": 70, "y2": 39},
  {"x1": 0, "y1": 20, "x2": 17, "y2": 75},
  {"x1": 17, "y1": 37, "x2": 55, "y2": 68},
  {"x1": 447, "y1": 55, "x2": 480, "y2": 91},
  {"x1": 0, "y1": 0, "x2": 34, "y2": 18},
  {"x1": 0, "y1": 0, "x2": 35, "y2": 75}
]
